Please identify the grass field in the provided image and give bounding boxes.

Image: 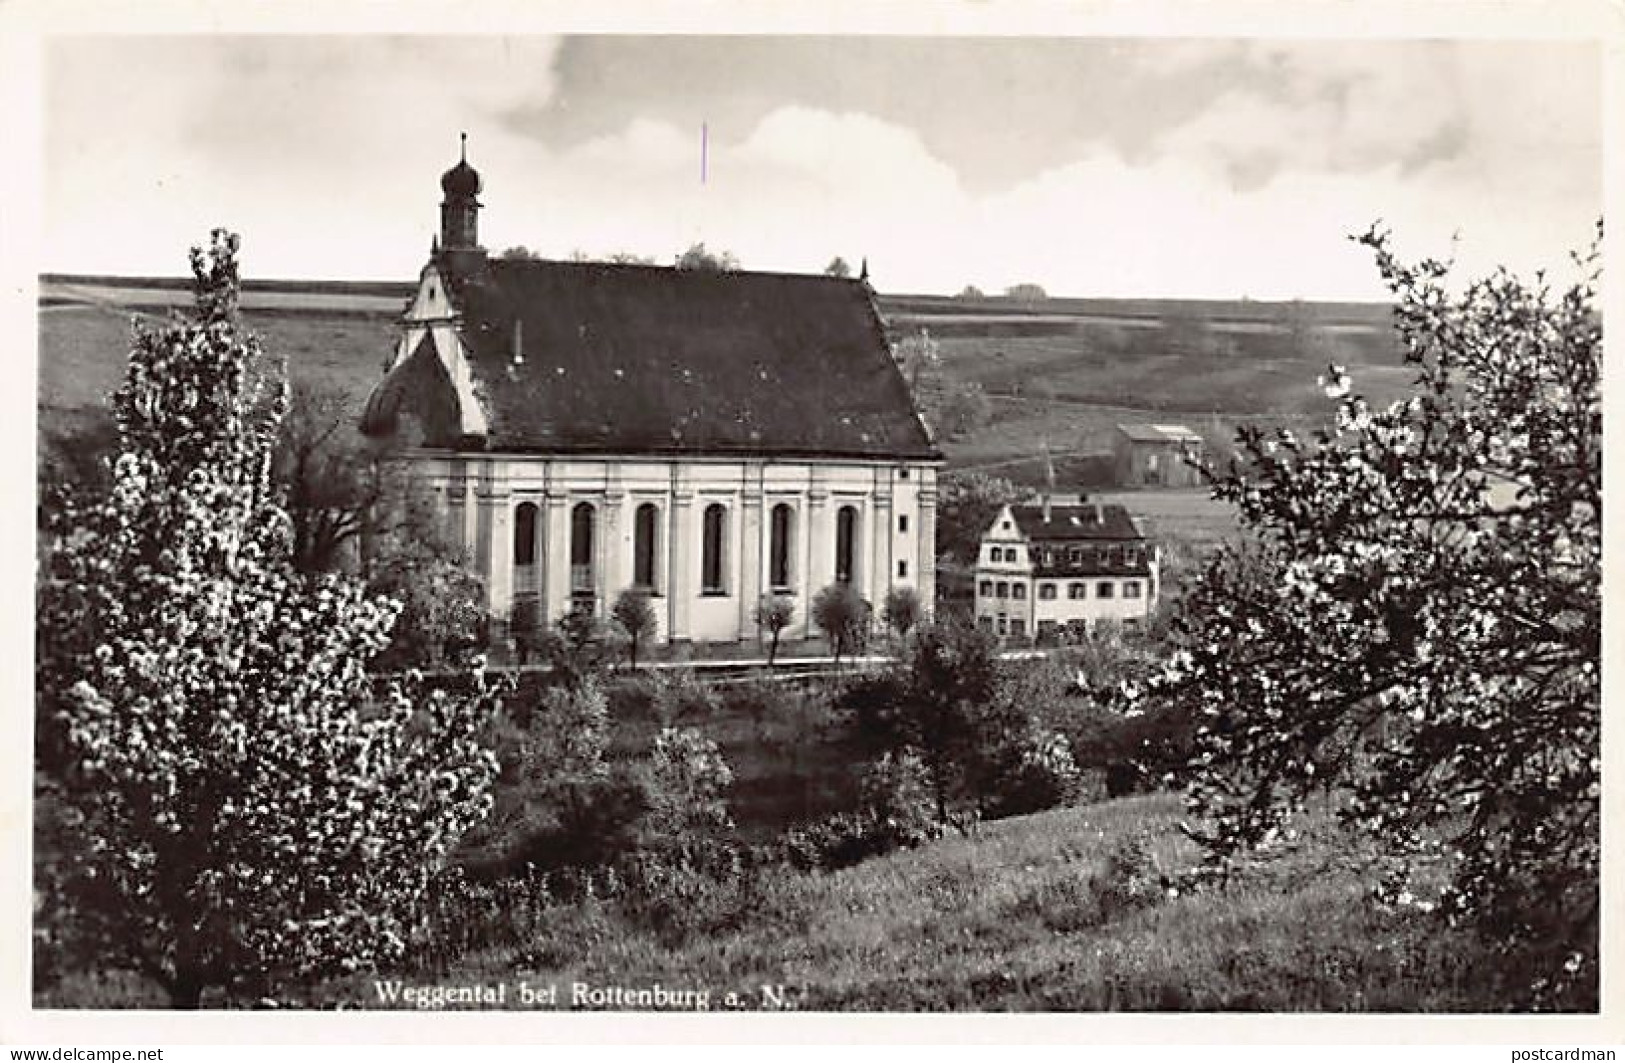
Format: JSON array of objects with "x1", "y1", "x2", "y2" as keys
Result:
[
  {"x1": 926, "y1": 322, "x2": 1420, "y2": 478},
  {"x1": 43, "y1": 790, "x2": 1526, "y2": 1011}
]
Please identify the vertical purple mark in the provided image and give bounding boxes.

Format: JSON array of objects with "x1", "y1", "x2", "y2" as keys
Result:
[{"x1": 701, "y1": 121, "x2": 708, "y2": 184}]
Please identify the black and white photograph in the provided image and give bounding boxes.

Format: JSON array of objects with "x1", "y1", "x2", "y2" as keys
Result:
[{"x1": 7, "y1": 0, "x2": 1616, "y2": 1045}]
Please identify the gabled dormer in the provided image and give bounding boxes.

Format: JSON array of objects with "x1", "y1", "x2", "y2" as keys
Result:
[
  {"x1": 979, "y1": 504, "x2": 1032, "y2": 569},
  {"x1": 361, "y1": 259, "x2": 489, "y2": 445}
]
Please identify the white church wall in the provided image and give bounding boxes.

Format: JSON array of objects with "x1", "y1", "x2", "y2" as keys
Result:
[{"x1": 404, "y1": 450, "x2": 938, "y2": 651}]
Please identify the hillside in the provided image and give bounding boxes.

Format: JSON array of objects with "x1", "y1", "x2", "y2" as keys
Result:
[
  {"x1": 48, "y1": 791, "x2": 1518, "y2": 1010},
  {"x1": 36, "y1": 274, "x2": 1418, "y2": 493}
]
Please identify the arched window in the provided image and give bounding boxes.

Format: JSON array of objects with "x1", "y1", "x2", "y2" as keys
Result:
[
  {"x1": 634, "y1": 503, "x2": 659, "y2": 590},
  {"x1": 1013, "y1": 583, "x2": 1027, "y2": 601},
  {"x1": 702, "y1": 503, "x2": 727, "y2": 594},
  {"x1": 570, "y1": 502, "x2": 595, "y2": 596},
  {"x1": 769, "y1": 503, "x2": 794, "y2": 590},
  {"x1": 836, "y1": 505, "x2": 859, "y2": 585},
  {"x1": 514, "y1": 501, "x2": 538, "y2": 566}
]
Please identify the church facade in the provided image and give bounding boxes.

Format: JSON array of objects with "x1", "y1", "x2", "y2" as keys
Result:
[{"x1": 361, "y1": 149, "x2": 942, "y2": 647}]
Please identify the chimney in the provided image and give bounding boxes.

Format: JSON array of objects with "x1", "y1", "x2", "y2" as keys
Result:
[
  {"x1": 512, "y1": 317, "x2": 524, "y2": 365},
  {"x1": 1094, "y1": 501, "x2": 1105, "y2": 524}
]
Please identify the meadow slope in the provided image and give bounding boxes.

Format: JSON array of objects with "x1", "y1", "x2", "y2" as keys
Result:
[{"x1": 37, "y1": 281, "x2": 1415, "y2": 492}]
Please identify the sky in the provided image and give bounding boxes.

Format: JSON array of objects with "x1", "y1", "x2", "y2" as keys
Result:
[{"x1": 35, "y1": 29, "x2": 1606, "y2": 300}]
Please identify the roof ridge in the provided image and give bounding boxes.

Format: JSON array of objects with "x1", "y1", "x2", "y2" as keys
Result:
[{"x1": 489, "y1": 257, "x2": 871, "y2": 285}]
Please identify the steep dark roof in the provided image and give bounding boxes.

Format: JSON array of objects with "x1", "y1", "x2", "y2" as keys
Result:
[
  {"x1": 362, "y1": 334, "x2": 472, "y2": 446},
  {"x1": 394, "y1": 258, "x2": 939, "y2": 460},
  {"x1": 1008, "y1": 503, "x2": 1145, "y2": 542}
]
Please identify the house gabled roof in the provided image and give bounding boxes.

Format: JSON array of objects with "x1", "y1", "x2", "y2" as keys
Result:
[
  {"x1": 1007, "y1": 503, "x2": 1145, "y2": 542},
  {"x1": 1117, "y1": 422, "x2": 1203, "y2": 445},
  {"x1": 364, "y1": 256, "x2": 940, "y2": 461}
]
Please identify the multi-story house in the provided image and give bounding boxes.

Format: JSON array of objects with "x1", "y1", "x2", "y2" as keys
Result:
[{"x1": 972, "y1": 498, "x2": 1159, "y2": 641}]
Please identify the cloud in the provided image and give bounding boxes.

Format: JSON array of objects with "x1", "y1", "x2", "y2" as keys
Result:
[
  {"x1": 1147, "y1": 41, "x2": 1475, "y2": 191},
  {"x1": 45, "y1": 36, "x2": 564, "y2": 279},
  {"x1": 40, "y1": 36, "x2": 1602, "y2": 300}
]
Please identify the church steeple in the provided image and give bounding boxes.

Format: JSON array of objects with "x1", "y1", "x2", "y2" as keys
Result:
[{"x1": 439, "y1": 133, "x2": 483, "y2": 252}]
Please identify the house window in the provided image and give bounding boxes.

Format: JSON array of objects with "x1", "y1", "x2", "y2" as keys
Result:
[
  {"x1": 702, "y1": 503, "x2": 728, "y2": 594},
  {"x1": 1069, "y1": 582, "x2": 1086, "y2": 600},
  {"x1": 996, "y1": 617, "x2": 1008, "y2": 635},
  {"x1": 633, "y1": 503, "x2": 659, "y2": 590},
  {"x1": 898, "y1": 514, "x2": 909, "y2": 534},
  {"x1": 1097, "y1": 581, "x2": 1115, "y2": 599},
  {"x1": 769, "y1": 503, "x2": 795, "y2": 589},
  {"x1": 979, "y1": 580, "x2": 993, "y2": 596},
  {"x1": 899, "y1": 468, "x2": 911, "y2": 480},
  {"x1": 996, "y1": 581, "x2": 1009, "y2": 599},
  {"x1": 836, "y1": 505, "x2": 859, "y2": 584},
  {"x1": 514, "y1": 501, "x2": 538, "y2": 566},
  {"x1": 1012, "y1": 583, "x2": 1027, "y2": 601},
  {"x1": 1124, "y1": 581, "x2": 1142, "y2": 599},
  {"x1": 570, "y1": 502, "x2": 595, "y2": 597},
  {"x1": 897, "y1": 560, "x2": 908, "y2": 578},
  {"x1": 1010, "y1": 618, "x2": 1026, "y2": 638},
  {"x1": 978, "y1": 616, "x2": 992, "y2": 632},
  {"x1": 1039, "y1": 583, "x2": 1057, "y2": 600}
]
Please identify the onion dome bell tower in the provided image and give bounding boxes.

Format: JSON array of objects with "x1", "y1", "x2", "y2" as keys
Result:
[{"x1": 438, "y1": 134, "x2": 487, "y2": 275}]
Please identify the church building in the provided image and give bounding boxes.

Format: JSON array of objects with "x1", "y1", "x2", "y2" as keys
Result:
[{"x1": 360, "y1": 146, "x2": 942, "y2": 649}]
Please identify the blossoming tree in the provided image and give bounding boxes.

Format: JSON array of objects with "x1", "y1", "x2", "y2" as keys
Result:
[
  {"x1": 1150, "y1": 224, "x2": 1601, "y2": 1006},
  {"x1": 36, "y1": 232, "x2": 503, "y2": 1007}
]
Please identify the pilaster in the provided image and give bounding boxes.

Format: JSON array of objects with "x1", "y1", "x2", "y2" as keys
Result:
[
  {"x1": 667, "y1": 472, "x2": 694, "y2": 643},
  {"x1": 738, "y1": 477, "x2": 764, "y2": 641},
  {"x1": 917, "y1": 479, "x2": 939, "y2": 619},
  {"x1": 542, "y1": 490, "x2": 569, "y2": 627},
  {"x1": 806, "y1": 470, "x2": 833, "y2": 601},
  {"x1": 871, "y1": 480, "x2": 894, "y2": 608},
  {"x1": 474, "y1": 466, "x2": 512, "y2": 623}
]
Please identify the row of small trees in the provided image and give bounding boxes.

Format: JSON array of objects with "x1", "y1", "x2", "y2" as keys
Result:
[{"x1": 531, "y1": 582, "x2": 927, "y2": 672}]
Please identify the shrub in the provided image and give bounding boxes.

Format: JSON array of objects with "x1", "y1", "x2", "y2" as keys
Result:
[
  {"x1": 811, "y1": 582, "x2": 871, "y2": 665},
  {"x1": 881, "y1": 585, "x2": 925, "y2": 640},
  {"x1": 458, "y1": 673, "x2": 632, "y2": 876},
  {"x1": 858, "y1": 748, "x2": 940, "y2": 847},
  {"x1": 984, "y1": 728, "x2": 1083, "y2": 818},
  {"x1": 781, "y1": 808, "x2": 949, "y2": 874},
  {"x1": 644, "y1": 727, "x2": 735, "y2": 838},
  {"x1": 607, "y1": 838, "x2": 779, "y2": 948},
  {"x1": 753, "y1": 593, "x2": 796, "y2": 666},
  {"x1": 609, "y1": 589, "x2": 657, "y2": 669}
]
